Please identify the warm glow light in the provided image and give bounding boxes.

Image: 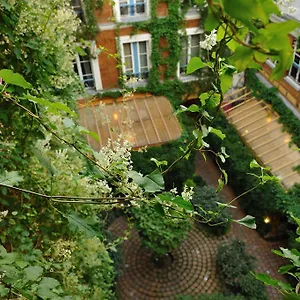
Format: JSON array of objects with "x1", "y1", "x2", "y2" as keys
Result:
[
  {"x1": 267, "y1": 117, "x2": 272, "y2": 123},
  {"x1": 264, "y1": 216, "x2": 271, "y2": 224},
  {"x1": 244, "y1": 129, "x2": 249, "y2": 134},
  {"x1": 113, "y1": 113, "x2": 118, "y2": 120},
  {"x1": 284, "y1": 137, "x2": 290, "y2": 144}
]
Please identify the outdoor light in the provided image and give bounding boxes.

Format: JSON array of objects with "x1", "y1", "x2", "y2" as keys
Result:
[
  {"x1": 267, "y1": 117, "x2": 272, "y2": 123},
  {"x1": 264, "y1": 216, "x2": 271, "y2": 224},
  {"x1": 244, "y1": 129, "x2": 248, "y2": 134},
  {"x1": 113, "y1": 113, "x2": 118, "y2": 120}
]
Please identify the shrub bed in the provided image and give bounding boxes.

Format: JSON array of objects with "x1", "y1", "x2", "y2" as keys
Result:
[
  {"x1": 216, "y1": 239, "x2": 267, "y2": 300},
  {"x1": 191, "y1": 186, "x2": 231, "y2": 235}
]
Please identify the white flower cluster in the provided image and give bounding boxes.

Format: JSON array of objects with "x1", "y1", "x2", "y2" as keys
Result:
[
  {"x1": 276, "y1": 0, "x2": 298, "y2": 14},
  {"x1": 0, "y1": 210, "x2": 8, "y2": 222},
  {"x1": 15, "y1": 0, "x2": 79, "y2": 90},
  {"x1": 199, "y1": 29, "x2": 217, "y2": 51},
  {"x1": 181, "y1": 185, "x2": 194, "y2": 201}
]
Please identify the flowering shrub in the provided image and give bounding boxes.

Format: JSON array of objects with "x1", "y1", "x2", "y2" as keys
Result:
[{"x1": 131, "y1": 198, "x2": 192, "y2": 255}]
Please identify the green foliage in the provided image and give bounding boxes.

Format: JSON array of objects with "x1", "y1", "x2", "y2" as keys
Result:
[
  {"x1": 216, "y1": 240, "x2": 267, "y2": 300},
  {"x1": 246, "y1": 69, "x2": 300, "y2": 148},
  {"x1": 191, "y1": 186, "x2": 231, "y2": 235},
  {"x1": 131, "y1": 202, "x2": 192, "y2": 255},
  {"x1": 78, "y1": 0, "x2": 103, "y2": 39}
]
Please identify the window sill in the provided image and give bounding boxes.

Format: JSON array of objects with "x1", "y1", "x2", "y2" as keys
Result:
[
  {"x1": 119, "y1": 15, "x2": 150, "y2": 23},
  {"x1": 184, "y1": 7, "x2": 200, "y2": 20},
  {"x1": 284, "y1": 76, "x2": 300, "y2": 91}
]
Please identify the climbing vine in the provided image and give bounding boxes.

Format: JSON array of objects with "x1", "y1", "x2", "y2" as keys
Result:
[{"x1": 78, "y1": 0, "x2": 104, "y2": 39}]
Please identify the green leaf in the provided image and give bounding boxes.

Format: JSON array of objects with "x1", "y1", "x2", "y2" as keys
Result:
[
  {"x1": 265, "y1": 20, "x2": 300, "y2": 36},
  {"x1": 220, "y1": 73, "x2": 233, "y2": 93},
  {"x1": 278, "y1": 264, "x2": 294, "y2": 274},
  {"x1": 37, "y1": 277, "x2": 61, "y2": 299},
  {"x1": 216, "y1": 178, "x2": 224, "y2": 192},
  {"x1": 0, "y1": 285, "x2": 9, "y2": 297},
  {"x1": 210, "y1": 128, "x2": 226, "y2": 140},
  {"x1": 144, "y1": 170, "x2": 165, "y2": 193},
  {"x1": 173, "y1": 196, "x2": 194, "y2": 212},
  {"x1": 279, "y1": 247, "x2": 300, "y2": 267},
  {"x1": 250, "y1": 159, "x2": 261, "y2": 169},
  {"x1": 78, "y1": 126, "x2": 100, "y2": 142},
  {"x1": 0, "y1": 69, "x2": 32, "y2": 89},
  {"x1": 278, "y1": 281, "x2": 294, "y2": 291},
  {"x1": 235, "y1": 215, "x2": 256, "y2": 229},
  {"x1": 0, "y1": 252, "x2": 17, "y2": 265},
  {"x1": 129, "y1": 170, "x2": 164, "y2": 193},
  {"x1": 229, "y1": 46, "x2": 253, "y2": 72},
  {"x1": 188, "y1": 104, "x2": 201, "y2": 112},
  {"x1": 205, "y1": 7, "x2": 220, "y2": 31},
  {"x1": 24, "y1": 266, "x2": 43, "y2": 281},
  {"x1": 66, "y1": 213, "x2": 101, "y2": 238},
  {"x1": 253, "y1": 272, "x2": 279, "y2": 286},
  {"x1": 187, "y1": 57, "x2": 206, "y2": 74},
  {"x1": 75, "y1": 46, "x2": 87, "y2": 56},
  {"x1": 150, "y1": 158, "x2": 168, "y2": 168},
  {"x1": 50, "y1": 102, "x2": 77, "y2": 117},
  {"x1": 0, "y1": 171, "x2": 23, "y2": 186}
]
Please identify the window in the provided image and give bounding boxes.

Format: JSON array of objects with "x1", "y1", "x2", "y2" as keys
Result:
[
  {"x1": 289, "y1": 39, "x2": 300, "y2": 84},
  {"x1": 179, "y1": 29, "x2": 205, "y2": 77},
  {"x1": 71, "y1": 0, "x2": 84, "y2": 21},
  {"x1": 120, "y1": 36, "x2": 151, "y2": 80},
  {"x1": 114, "y1": 0, "x2": 149, "y2": 22},
  {"x1": 119, "y1": 0, "x2": 146, "y2": 17},
  {"x1": 74, "y1": 53, "x2": 95, "y2": 88}
]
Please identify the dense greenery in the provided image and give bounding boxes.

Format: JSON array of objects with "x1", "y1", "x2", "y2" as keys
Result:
[
  {"x1": 131, "y1": 201, "x2": 192, "y2": 255},
  {"x1": 216, "y1": 240, "x2": 267, "y2": 300},
  {"x1": 1, "y1": 0, "x2": 299, "y2": 298},
  {"x1": 191, "y1": 186, "x2": 231, "y2": 235}
]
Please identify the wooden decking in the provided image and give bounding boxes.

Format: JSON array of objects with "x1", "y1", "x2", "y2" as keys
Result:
[
  {"x1": 78, "y1": 95, "x2": 182, "y2": 150},
  {"x1": 222, "y1": 87, "x2": 300, "y2": 189}
]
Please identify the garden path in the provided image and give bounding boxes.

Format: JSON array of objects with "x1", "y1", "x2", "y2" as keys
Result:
[{"x1": 110, "y1": 153, "x2": 287, "y2": 299}]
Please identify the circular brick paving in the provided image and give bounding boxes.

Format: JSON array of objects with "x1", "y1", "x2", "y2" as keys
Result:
[{"x1": 109, "y1": 217, "x2": 226, "y2": 300}]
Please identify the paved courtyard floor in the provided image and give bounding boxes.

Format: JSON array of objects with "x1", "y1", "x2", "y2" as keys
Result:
[{"x1": 109, "y1": 152, "x2": 287, "y2": 299}]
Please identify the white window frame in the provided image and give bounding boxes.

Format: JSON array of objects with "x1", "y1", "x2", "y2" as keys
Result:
[
  {"x1": 177, "y1": 27, "x2": 204, "y2": 80},
  {"x1": 113, "y1": 0, "x2": 150, "y2": 22},
  {"x1": 74, "y1": 42, "x2": 103, "y2": 91},
  {"x1": 119, "y1": 34, "x2": 151, "y2": 84},
  {"x1": 288, "y1": 38, "x2": 300, "y2": 86}
]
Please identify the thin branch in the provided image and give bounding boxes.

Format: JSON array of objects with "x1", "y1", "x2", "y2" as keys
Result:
[{"x1": 0, "y1": 183, "x2": 139, "y2": 205}]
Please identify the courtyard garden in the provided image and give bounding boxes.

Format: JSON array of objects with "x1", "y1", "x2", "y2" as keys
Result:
[{"x1": 0, "y1": 0, "x2": 300, "y2": 299}]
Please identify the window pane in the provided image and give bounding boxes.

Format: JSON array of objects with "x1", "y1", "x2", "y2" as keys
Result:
[
  {"x1": 180, "y1": 37, "x2": 188, "y2": 49},
  {"x1": 123, "y1": 43, "x2": 131, "y2": 56},
  {"x1": 139, "y1": 41, "x2": 147, "y2": 54},
  {"x1": 80, "y1": 61, "x2": 92, "y2": 75},
  {"x1": 140, "y1": 54, "x2": 148, "y2": 67},
  {"x1": 136, "y1": 0, "x2": 145, "y2": 14},
  {"x1": 125, "y1": 56, "x2": 133, "y2": 71},
  {"x1": 191, "y1": 46, "x2": 199, "y2": 57},
  {"x1": 191, "y1": 34, "x2": 200, "y2": 47}
]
